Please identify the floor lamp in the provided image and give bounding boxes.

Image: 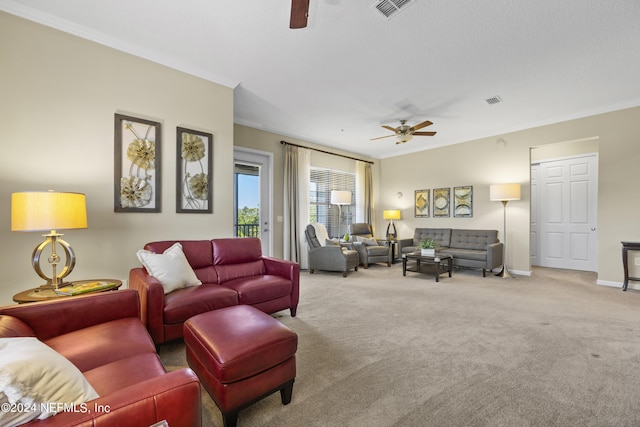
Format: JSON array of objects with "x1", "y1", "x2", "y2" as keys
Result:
[
  {"x1": 489, "y1": 183, "x2": 521, "y2": 278},
  {"x1": 330, "y1": 190, "x2": 351, "y2": 238}
]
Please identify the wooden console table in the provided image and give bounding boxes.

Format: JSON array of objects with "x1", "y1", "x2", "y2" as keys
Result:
[{"x1": 621, "y1": 242, "x2": 640, "y2": 291}]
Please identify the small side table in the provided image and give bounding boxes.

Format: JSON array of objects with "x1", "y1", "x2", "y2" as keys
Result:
[
  {"x1": 339, "y1": 240, "x2": 354, "y2": 250},
  {"x1": 13, "y1": 279, "x2": 122, "y2": 304},
  {"x1": 621, "y1": 242, "x2": 640, "y2": 291},
  {"x1": 384, "y1": 240, "x2": 398, "y2": 264}
]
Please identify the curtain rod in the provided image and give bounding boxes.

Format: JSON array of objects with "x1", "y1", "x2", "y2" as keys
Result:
[{"x1": 280, "y1": 140, "x2": 374, "y2": 164}]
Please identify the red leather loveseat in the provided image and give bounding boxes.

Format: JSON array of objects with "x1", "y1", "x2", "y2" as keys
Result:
[
  {"x1": 0, "y1": 289, "x2": 201, "y2": 427},
  {"x1": 129, "y1": 237, "x2": 300, "y2": 345}
]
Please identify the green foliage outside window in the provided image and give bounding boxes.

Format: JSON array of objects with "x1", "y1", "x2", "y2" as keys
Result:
[{"x1": 237, "y1": 206, "x2": 259, "y2": 237}]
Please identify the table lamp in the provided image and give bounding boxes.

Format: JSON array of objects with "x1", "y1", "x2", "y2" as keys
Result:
[
  {"x1": 489, "y1": 183, "x2": 521, "y2": 278},
  {"x1": 383, "y1": 209, "x2": 401, "y2": 240},
  {"x1": 11, "y1": 191, "x2": 88, "y2": 289}
]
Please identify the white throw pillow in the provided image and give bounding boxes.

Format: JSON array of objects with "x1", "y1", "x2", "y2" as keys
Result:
[
  {"x1": 0, "y1": 337, "x2": 99, "y2": 426},
  {"x1": 136, "y1": 242, "x2": 202, "y2": 294}
]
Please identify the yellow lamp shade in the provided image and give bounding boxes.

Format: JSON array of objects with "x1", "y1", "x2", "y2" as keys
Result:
[
  {"x1": 12, "y1": 191, "x2": 88, "y2": 232},
  {"x1": 383, "y1": 210, "x2": 401, "y2": 220}
]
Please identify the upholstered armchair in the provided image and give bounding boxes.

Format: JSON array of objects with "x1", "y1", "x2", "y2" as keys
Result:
[
  {"x1": 305, "y1": 223, "x2": 359, "y2": 277},
  {"x1": 348, "y1": 223, "x2": 392, "y2": 268}
]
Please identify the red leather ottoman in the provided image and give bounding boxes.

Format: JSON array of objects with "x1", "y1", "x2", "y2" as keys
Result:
[{"x1": 183, "y1": 305, "x2": 297, "y2": 427}]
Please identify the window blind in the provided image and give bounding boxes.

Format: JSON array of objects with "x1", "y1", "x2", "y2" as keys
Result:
[{"x1": 310, "y1": 167, "x2": 356, "y2": 238}]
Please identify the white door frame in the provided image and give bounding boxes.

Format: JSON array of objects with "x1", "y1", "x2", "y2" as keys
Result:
[{"x1": 234, "y1": 147, "x2": 274, "y2": 256}]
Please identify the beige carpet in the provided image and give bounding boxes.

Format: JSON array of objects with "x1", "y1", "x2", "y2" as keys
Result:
[{"x1": 159, "y1": 264, "x2": 640, "y2": 427}]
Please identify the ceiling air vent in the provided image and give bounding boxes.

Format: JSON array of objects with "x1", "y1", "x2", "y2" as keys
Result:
[
  {"x1": 485, "y1": 96, "x2": 502, "y2": 105},
  {"x1": 371, "y1": 0, "x2": 413, "y2": 19}
]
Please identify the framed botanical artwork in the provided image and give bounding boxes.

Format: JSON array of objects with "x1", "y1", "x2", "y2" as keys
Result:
[
  {"x1": 114, "y1": 114, "x2": 161, "y2": 212},
  {"x1": 414, "y1": 189, "x2": 430, "y2": 217},
  {"x1": 454, "y1": 186, "x2": 473, "y2": 218},
  {"x1": 176, "y1": 127, "x2": 213, "y2": 213},
  {"x1": 433, "y1": 187, "x2": 450, "y2": 217}
]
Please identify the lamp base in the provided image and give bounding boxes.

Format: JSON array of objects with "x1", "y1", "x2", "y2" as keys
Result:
[
  {"x1": 32, "y1": 232, "x2": 77, "y2": 290},
  {"x1": 386, "y1": 222, "x2": 397, "y2": 240},
  {"x1": 37, "y1": 281, "x2": 73, "y2": 290},
  {"x1": 495, "y1": 266, "x2": 515, "y2": 279}
]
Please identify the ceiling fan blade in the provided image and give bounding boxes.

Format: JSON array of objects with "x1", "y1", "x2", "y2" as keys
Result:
[
  {"x1": 413, "y1": 131, "x2": 437, "y2": 136},
  {"x1": 411, "y1": 120, "x2": 433, "y2": 131},
  {"x1": 382, "y1": 125, "x2": 397, "y2": 132},
  {"x1": 290, "y1": 0, "x2": 309, "y2": 29},
  {"x1": 370, "y1": 134, "x2": 396, "y2": 141}
]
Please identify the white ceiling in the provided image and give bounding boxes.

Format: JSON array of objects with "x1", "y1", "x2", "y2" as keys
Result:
[{"x1": 3, "y1": 0, "x2": 640, "y2": 159}]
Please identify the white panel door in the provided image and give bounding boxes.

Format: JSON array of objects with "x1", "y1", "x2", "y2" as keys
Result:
[{"x1": 536, "y1": 155, "x2": 598, "y2": 271}]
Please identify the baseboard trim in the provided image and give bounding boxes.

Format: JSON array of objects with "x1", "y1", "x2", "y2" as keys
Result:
[
  {"x1": 510, "y1": 269, "x2": 532, "y2": 277},
  {"x1": 597, "y1": 279, "x2": 640, "y2": 290},
  {"x1": 489, "y1": 268, "x2": 532, "y2": 277}
]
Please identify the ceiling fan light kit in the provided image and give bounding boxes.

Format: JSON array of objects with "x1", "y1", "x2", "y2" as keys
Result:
[
  {"x1": 396, "y1": 134, "x2": 412, "y2": 144},
  {"x1": 372, "y1": 119, "x2": 436, "y2": 144}
]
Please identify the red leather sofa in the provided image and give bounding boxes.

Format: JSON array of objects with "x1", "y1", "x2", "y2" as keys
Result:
[
  {"x1": 129, "y1": 237, "x2": 300, "y2": 345},
  {"x1": 0, "y1": 289, "x2": 201, "y2": 427}
]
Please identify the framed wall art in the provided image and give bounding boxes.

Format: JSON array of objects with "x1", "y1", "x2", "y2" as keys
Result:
[
  {"x1": 454, "y1": 186, "x2": 473, "y2": 218},
  {"x1": 414, "y1": 189, "x2": 430, "y2": 217},
  {"x1": 114, "y1": 113, "x2": 161, "y2": 212},
  {"x1": 433, "y1": 187, "x2": 450, "y2": 217},
  {"x1": 176, "y1": 127, "x2": 213, "y2": 213}
]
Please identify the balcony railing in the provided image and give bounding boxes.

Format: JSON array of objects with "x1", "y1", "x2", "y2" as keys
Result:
[{"x1": 235, "y1": 223, "x2": 260, "y2": 238}]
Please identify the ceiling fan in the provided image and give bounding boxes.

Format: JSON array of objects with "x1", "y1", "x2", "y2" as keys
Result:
[
  {"x1": 371, "y1": 119, "x2": 437, "y2": 144},
  {"x1": 290, "y1": 0, "x2": 310, "y2": 29}
]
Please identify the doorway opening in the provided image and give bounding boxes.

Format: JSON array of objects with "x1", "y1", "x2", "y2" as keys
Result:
[
  {"x1": 234, "y1": 164, "x2": 260, "y2": 238},
  {"x1": 233, "y1": 147, "x2": 273, "y2": 256}
]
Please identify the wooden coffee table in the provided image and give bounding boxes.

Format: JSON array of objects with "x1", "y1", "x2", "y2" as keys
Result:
[{"x1": 402, "y1": 252, "x2": 453, "y2": 282}]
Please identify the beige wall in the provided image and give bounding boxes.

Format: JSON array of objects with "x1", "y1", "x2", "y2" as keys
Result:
[
  {"x1": 378, "y1": 107, "x2": 640, "y2": 284},
  {"x1": 378, "y1": 135, "x2": 530, "y2": 273},
  {"x1": 531, "y1": 137, "x2": 599, "y2": 162},
  {"x1": 233, "y1": 124, "x2": 379, "y2": 259},
  {"x1": 0, "y1": 13, "x2": 234, "y2": 305}
]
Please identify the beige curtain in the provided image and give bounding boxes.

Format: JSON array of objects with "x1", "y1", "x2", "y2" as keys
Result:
[
  {"x1": 283, "y1": 145, "x2": 310, "y2": 268},
  {"x1": 357, "y1": 161, "x2": 374, "y2": 230},
  {"x1": 364, "y1": 162, "x2": 373, "y2": 225}
]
